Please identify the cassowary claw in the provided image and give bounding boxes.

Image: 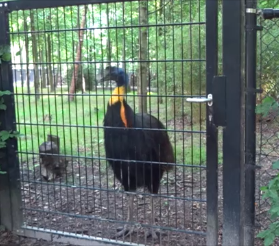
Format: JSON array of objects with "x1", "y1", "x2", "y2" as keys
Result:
[
  {"x1": 113, "y1": 225, "x2": 135, "y2": 238},
  {"x1": 145, "y1": 228, "x2": 159, "y2": 240}
]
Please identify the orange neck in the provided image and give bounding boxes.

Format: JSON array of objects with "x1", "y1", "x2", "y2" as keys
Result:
[
  {"x1": 109, "y1": 86, "x2": 126, "y2": 106},
  {"x1": 109, "y1": 86, "x2": 128, "y2": 127}
]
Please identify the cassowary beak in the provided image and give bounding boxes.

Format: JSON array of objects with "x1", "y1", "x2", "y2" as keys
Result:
[{"x1": 99, "y1": 73, "x2": 109, "y2": 83}]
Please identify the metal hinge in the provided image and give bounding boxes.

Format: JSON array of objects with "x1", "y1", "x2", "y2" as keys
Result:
[{"x1": 258, "y1": 8, "x2": 279, "y2": 20}]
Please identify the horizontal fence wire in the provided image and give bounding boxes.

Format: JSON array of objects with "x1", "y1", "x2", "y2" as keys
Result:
[
  {"x1": 255, "y1": 12, "x2": 279, "y2": 246},
  {"x1": 8, "y1": 1, "x2": 208, "y2": 245}
]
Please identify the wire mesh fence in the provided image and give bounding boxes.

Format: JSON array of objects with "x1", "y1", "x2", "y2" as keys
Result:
[
  {"x1": 255, "y1": 13, "x2": 279, "y2": 244},
  {"x1": 8, "y1": 1, "x2": 209, "y2": 245}
]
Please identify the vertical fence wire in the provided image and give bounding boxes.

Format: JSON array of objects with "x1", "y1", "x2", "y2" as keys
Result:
[{"x1": 7, "y1": 1, "x2": 208, "y2": 245}]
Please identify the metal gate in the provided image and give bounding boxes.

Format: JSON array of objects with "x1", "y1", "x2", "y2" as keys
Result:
[{"x1": 0, "y1": 0, "x2": 246, "y2": 245}]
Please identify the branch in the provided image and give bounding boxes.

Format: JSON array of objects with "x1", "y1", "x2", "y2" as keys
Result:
[{"x1": 148, "y1": 0, "x2": 172, "y2": 16}]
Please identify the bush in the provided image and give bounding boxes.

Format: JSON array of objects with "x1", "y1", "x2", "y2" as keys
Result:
[
  {"x1": 0, "y1": 90, "x2": 20, "y2": 174},
  {"x1": 257, "y1": 161, "x2": 279, "y2": 246}
]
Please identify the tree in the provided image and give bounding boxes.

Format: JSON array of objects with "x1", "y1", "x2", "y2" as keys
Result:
[
  {"x1": 68, "y1": 5, "x2": 88, "y2": 101},
  {"x1": 23, "y1": 14, "x2": 30, "y2": 94},
  {"x1": 46, "y1": 33, "x2": 54, "y2": 92},
  {"x1": 138, "y1": 1, "x2": 148, "y2": 114},
  {"x1": 30, "y1": 10, "x2": 40, "y2": 100}
]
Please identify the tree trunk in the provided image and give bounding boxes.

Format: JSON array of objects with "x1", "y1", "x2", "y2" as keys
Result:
[
  {"x1": 69, "y1": 5, "x2": 88, "y2": 101},
  {"x1": 158, "y1": 0, "x2": 164, "y2": 104},
  {"x1": 46, "y1": 34, "x2": 54, "y2": 92},
  {"x1": 40, "y1": 49, "x2": 47, "y2": 88},
  {"x1": 23, "y1": 20, "x2": 30, "y2": 94},
  {"x1": 122, "y1": 32, "x2": 131, "y2": 92},
  {"x1": 105, "y1": 6, "x2": 111, "y2": 89},
  {"x1": 138, "y1": 1, "x2": 148, "y2": 114},
  {"x1": 30, "y1": 11, "x2": 40, "y2": 101},
  {"x1": 82, "y1": 75, "x2": 86, "y2": 93},
  {"x1": 89, "y1": 45, "x2": 96, "y2": 91},
  {"x1": 19, "y1": 45, "x2": 24, "y2": 87},
  {"x1": 105, "y1": 40, "x2": 111, "y2": 89}
]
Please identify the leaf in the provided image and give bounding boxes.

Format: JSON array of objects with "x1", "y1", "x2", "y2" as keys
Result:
[
  {"x1": 257, "y1": 229, "x2": 269, "y2": 238},
  {"x1": 0, "y1": 131, "x2": 11, "y2": 141},
  {"x1": 0, "y1": 141, "x2": 6, "y2": 148},
  {"x1": 268, "y1": 190, "x2": 279, "y2": 200},
  {"x1": 0, "y1": 90, "x2": 11, "y2": 96},
  {"x1": 270, "y1": 206, "x2": 279, "y2": 217},
  {"x1": 268, "y1": 178, "x2": 279, "y2": 189},
  {"x1": 272, "y1": 161, "x2": 279, "y2": 170},
  {"x1": 0, "y1": 104, "x2": 7, "y2": 110},
  {"x1": 255, "y1": 96, "x2": 279, "y2": 117},
  {"x1": 0, "y1": 45, "x2": 10, "y2": 56},
  {"x1": 15, "y1": 50, "x2": 21, "y2": 56},
  {"x1": 261, "y1": 186, "x2": 268, "y2": 191},
  {"x1": 264, "y1": 233, "x2": 275, "y2": 246},
  {"x1": 1, "y1": 52, "x2": 11, "y2": 62}
]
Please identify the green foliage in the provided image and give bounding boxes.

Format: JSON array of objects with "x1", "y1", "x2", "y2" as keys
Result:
[
  {"x1": 257, "y1": 161, "x2": 279, "y2": 246},
  {"x1": 8, "y1": 1, "x2": 210, "y2": 121},
  {"x1": 257, "y1": 5, "x2": 279, "y2": 237},
  {"x1": 256, "y1": 0, "x2": 279, "y2": 102},
  {"x1": 0, "y1": 90, "x2": 19, "y2": 174},
  {"x1": 255, "y1": 96, "x2": 279, "y2": 117},
  {"x1": 0, "y1": 45, "x2": 11, "y2": 64}
]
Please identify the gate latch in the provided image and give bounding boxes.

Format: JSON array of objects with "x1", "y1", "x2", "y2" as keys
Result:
[
  {"x1": 186, "y1": 76, "x2": 226, "y2": 127},
  {"x1": 186, "y1": 94, "x2": 213, "y2": 106},
  {"x1": 186, "y1": 94, "x2": 213, "y2": 123}
]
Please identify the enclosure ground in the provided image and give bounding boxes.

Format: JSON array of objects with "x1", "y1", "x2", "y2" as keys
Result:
[
  {"x1": 18, "y1": 158, "x2": 274, "y2": 246},
  {"x1": 0, "y1": 230, "x2": 77, "y2": 246},
  {"x1": 8, "y1": 120, "x2": 275, "y2": 246}
]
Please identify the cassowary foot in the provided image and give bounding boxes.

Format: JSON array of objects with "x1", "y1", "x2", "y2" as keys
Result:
[
  {"x1": 145, "y1": 228, "x2": 159, "y2": 240},
  {"x1": 113, "y1": 225, "x2": 135, "y2": 238}
]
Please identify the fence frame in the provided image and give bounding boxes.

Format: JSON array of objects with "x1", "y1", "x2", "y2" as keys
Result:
[
  {"x1": 0, "y1": 3, "x2": 22, "y2": 232},
  {"x1": 222, "y1": 0, "x2": 246, "y2": 245},
  {"x1": 244, "y1": 0, "x2": 258, "y2": 245},
  {"x1": 0, "y1": 0, "x2": 250, "y2": 245},
  {"x1": 205, "y1": 0, "x2": 219, "y2": 245}
]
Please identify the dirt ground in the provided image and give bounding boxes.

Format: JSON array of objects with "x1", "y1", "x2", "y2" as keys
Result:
[
  {"x1": 0, "y1": 230, "x2": 75, "y2": 246},
  {"x1": 0, "y1": 164, "x2": 274, "y2": 246},
  {"x1": 1, "y1": 121, "x2": 278, "y2": 246}
]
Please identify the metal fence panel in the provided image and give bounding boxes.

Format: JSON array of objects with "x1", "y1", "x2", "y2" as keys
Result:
[
  {"x1": 255, "y1": 8, "x2": 279, "y2": 246},
  {"x1": 0, "y1": 0, "x2": 220, "y2": 245}
]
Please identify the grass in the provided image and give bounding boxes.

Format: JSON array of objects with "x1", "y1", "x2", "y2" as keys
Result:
[{"x1": 14, "y1": 86, "x2": 213, "y2": 171}]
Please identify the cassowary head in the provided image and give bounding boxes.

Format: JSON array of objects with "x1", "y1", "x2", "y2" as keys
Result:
[{"x1": 100, "y1": 66, "x2": 129, "y2": 87}]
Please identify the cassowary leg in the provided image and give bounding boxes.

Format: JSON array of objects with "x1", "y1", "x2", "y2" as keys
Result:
[
  {"x1": 145, "y1": 195, "x2": 159, "y2": 240},
  {"x1": 115, "y1": 194, "x2": 135, "y2": 237}
]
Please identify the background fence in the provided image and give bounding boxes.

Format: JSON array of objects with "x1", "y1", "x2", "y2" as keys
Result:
[{"x1": 255, "y1": 10, "x2": 279, "y2": 246}]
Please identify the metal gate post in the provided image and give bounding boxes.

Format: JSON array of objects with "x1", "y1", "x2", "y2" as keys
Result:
[
  {"x1": 205, "y1": 0, "x2": 219, "y2": 245},
  {"x1": 222, "y1": 0, "x2": 246, "y2": 245},
  {"x1": 0, "y1": 4, "x2": 23, "y2": 232},
  {"x1": 244, "y1": 0, "x2": 258, "y2": 245}
]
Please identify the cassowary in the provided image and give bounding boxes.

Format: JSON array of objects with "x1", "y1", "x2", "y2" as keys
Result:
[{"x1": 101, "y1": 66, "x2": 174, "y2": 239}]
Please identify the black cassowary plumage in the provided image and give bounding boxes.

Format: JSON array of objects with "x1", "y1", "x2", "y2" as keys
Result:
[
  {"x1": 102, "y1": 66, "x2": 174, "y2": 194},
  {"x1": 101, "y1": 66, "x2": 174, "y2": 239}
]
